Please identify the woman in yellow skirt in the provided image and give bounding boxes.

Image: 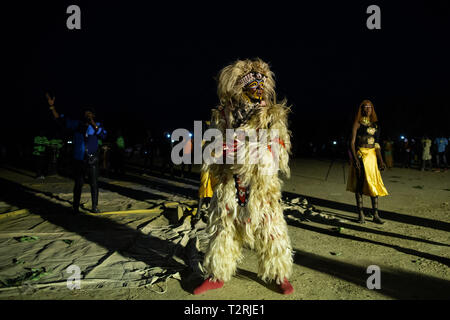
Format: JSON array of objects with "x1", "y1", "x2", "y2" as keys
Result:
[{"x1": 347, "y1": 100, "x2": 388, "y2": 224}]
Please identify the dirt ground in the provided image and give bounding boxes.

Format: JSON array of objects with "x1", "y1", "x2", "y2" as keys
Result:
[{"x1": 0, "y1": 157, "x2": 449, "y2": 300}]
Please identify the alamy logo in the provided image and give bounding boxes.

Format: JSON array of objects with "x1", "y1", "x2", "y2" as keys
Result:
[
  {"x1": 66, "y1": 5, "x2": 81, "y2": 30},
  {"x1": 170, "y1": 121, "x2": 282, "y2": 176},
  {"x1": 366, "y1": 5, "x2": 381, "y2": 30},
  {"x1": 66, "y1": 265, "x2": 81, "y2": 290},
  {"x1": 366, "y1": 265, "x2": 381, "y2": 289}
]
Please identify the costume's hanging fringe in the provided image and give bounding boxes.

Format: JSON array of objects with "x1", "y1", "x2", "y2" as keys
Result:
[{"x1": 201, "y1": 58, "x2": 294, "y2": 283}]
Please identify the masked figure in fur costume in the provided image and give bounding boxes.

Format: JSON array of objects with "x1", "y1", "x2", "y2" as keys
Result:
[{"x1": 193, "y1": 58, "x2": 294, "y2": 295}]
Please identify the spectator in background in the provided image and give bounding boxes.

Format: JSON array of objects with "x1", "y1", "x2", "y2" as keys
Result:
[
  {"x1": 161, "y1": 132, "x2": 174, "y2": 177},
  {"x1": 411, "y1": 138, "x2": 420, "y2": 168},
  {"x1": 46, "y1": 92, "x2": 107, "y2": 214},
  {"x1": 402, "y1": 138, "x2": 411, "y2": 168},
  {"x1": 434, "y1": 134, "x2": 448, "y2": 171},
  {"x1": 142, "y1": 129, "x2": 155, "y2": 173},
  {"x1": 383, "y1": 137, "x2": 394, "y2": 169},
  {"x1": 32, "y1": 129, "x2": 49, "y2": 179},
  {"x1": 421, "y1": 134, "x2": 432, "y2": 171},
  {"x1": 448, "y1": 134, "x2": 450, "y2": 167},
  {"x1": 180, "y1": 135, "x2": 193, "y2": 178},
  {"x1": 99, "y1": 139, "x2": 112, "y2": 177},
  {"x1": 112, "y1": 129, "x2": 126, "y2": 176},
  {"x1": 47, "y1": 136, "x2": 64, "y2": 175}
]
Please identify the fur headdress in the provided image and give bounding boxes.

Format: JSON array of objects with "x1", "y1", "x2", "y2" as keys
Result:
[{"x1": 217, "y1": 58, "x2": 277, "y2": 109}]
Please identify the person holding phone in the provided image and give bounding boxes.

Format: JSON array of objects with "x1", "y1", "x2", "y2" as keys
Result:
[
  {"x1": 46, "y1": 92, "x2": 107, "y2": 214},
  {"x1": 347, "y1": 100, "x2": 388, "y2": 224}
]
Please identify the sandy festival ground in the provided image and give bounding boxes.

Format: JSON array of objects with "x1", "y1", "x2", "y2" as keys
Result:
[{"x1": 0, "y1": 157, "x2": 449, "y2": 300}]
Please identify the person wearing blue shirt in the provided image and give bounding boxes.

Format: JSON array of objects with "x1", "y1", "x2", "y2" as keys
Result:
[
  {"x1": 46, "y1": 93, "x2": 107, "y2": 214},
  {"x1": 434, "y1": 135, "x2": 448, "y2": 170}
]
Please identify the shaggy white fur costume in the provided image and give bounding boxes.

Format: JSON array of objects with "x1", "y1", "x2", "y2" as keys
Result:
[{"x1": 201, "y1": 59, "x2": 293, "y2": 285}]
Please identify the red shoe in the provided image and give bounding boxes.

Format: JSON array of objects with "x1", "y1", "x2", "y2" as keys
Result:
[
  {"x1": 279, "y1": 277, "x2": 294, "y2": 295},
  {"x1": 193, "y1": 278, "x2": 224, "y2": 295}
]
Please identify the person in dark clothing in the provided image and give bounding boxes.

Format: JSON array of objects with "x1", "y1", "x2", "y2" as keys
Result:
[
  {"x1": 402, "y1": 138, "x2": 411, "y2": 168},
  {"x1": 47, "y1": 136, "x2": 64, "y2": 175},
  {"x1": 32, "y1": 130, "x2": 49, "y2": 179},
  {"x1": 46, "y1": 93, "x2": 107, "y2": 214},
  {"x1": 180, "y1": 136, "x2": 193, "y2": 178},
  {"x1": 142, "y1": 129, "x2": 155, "y2": 173},
  {"x1": 347, "y1": 100, "x2": 387, "y2": 224},
  {"x1": 434, "y1": 135, "x2": 448, "y2": 170},
  {"x1": 111, "y1": 129, "x2": 126, "y2": 176},
  {"x1": 99, "y1": 140, "x2": 112, "y2": 177},
  {"x1": 161, "y1": 132, "x2": 174, "y2": 177}
]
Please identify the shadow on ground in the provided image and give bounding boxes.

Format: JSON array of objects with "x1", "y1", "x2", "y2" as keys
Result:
[
  {"x1": 293, "y1": 248, "x2": 450, "y2": 299},
  {"x1": 283, "y1": 191, "x2": 450, "y2": 232},
  {"x1": 283, "y1": 207, "x2": 450, "y2": 248},
  {"x1": 0, "y1": 177, "x2": 202, "y2": 293},
  {"x1": 286, "y1": 218, "x2": 450, "y2": 268}
]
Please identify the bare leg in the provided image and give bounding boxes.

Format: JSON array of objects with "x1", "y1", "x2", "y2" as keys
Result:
[
  {"x1": 356, "y1": 193, "x2": 365, "y2": 224},
  {"x1": 355, "y1": 159, "x2": 366, "y2": 224},
  {"x1": 371, "y1": 196, "x2": 384, "y2": 224}
]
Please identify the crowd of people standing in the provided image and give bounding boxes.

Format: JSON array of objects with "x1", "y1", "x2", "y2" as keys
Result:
[{"x1": 383, "y1": 134, "x2": 449, "y2": 171}]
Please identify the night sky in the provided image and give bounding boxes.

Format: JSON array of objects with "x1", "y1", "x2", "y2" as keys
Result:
[{"x1": 5, "y1": 1, "x2": 450, "y2": 152}]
